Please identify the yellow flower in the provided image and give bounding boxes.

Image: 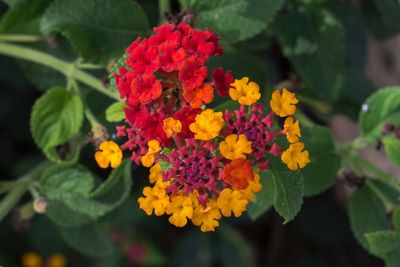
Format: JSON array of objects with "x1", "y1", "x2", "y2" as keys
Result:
[
  {"x1": 95, "y1": 140, "x2": 123, "y2": 169},
  {"x1": 270, "y1": 88, "x2": 298, "y2": 117},
  {"x1": 192, "y1": 199, "x2": 221, "y2": 232},
  {"x1": 217, "y1": 189, "x2": 249, "y2": 217},
  {"x1": 149, "y1": 163, "x2": 161, "y2": 183},
  {"x1": 163, "y1": 117, "x2": 182, "y2": 137},
  {"x1": 141, "y1": 139, "x2": 161, "y2": 167},
  {"x1": 241, "y1": 172, "x2": 263, "y2": 200},
  {"x1": 138, "y1": 185, "x2": 170, "y2": 216},
  {"x1": 47, "y1": 254, "x2": 66, "y2": 267},
  {"x1": 229, "y1": 77, "x2": 261, "y2": 105},
  {"x1": 22, "y1": 252, "x2": 42, "y2": 267},
  {"x1": 166, "y1": 195, "x2": 193, "y2": 227},
  {"x1": 281, "y1": 142, "x2": 310, "y2": 171},
  {"x1": 219, "y1": 134, "x2": 252, "y2": 160},
  {"x1": 284, "y1": 117, "x2": 301, "y2": 143},
  {"x1": 189, "y1": 109, "x2": 224, "y2": 140}
]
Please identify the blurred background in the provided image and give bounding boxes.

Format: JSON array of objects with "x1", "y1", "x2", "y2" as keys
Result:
[{"x1": 1, "y1": 0, "x2": 400, "y2": 266}]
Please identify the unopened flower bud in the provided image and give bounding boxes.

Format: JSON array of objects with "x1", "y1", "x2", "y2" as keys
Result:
[{"x1": 33, "y1": 198, "x2": 48, "y2": 214}]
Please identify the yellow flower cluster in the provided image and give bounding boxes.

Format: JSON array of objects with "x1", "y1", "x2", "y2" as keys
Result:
[
  {"x1": 189, "y1": 109, "x2": 224, "y2": 140},
  {"x1": 138, "y1": 164, "x2": 262, "y2": 232},
  {"x1": 95, "y1": 140, "x2": 123, "y2": 169},
  {"x1": 270, "y1": 89, "x2": 310, "y2": 171},
  {"x1": 163, "y1": 117, "x2": 182, "y2": 137},
  {"x1": 141, "y1": 140, "x2": 161, "y2": 167},
  {"x1": 229, "y1": 77, "x2": 261, "y2": 105}
]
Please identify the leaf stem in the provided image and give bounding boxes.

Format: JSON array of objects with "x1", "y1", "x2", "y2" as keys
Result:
[
  {"x1": 0, "y1": 42, "x2": 119, "y2": 100},
  {"x1": 159, "y1": 0, "x2": 171, "y2": 23},
  {"x1": 0, "y1": 34, "x2": 42, "y2": 42}
]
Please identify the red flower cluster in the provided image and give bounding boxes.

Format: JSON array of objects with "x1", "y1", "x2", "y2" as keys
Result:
[{"x1": 114, "y1": 23, "x2": 232, "y2": 163}]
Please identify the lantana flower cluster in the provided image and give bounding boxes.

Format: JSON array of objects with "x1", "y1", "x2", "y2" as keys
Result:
[{"x1": 95, "y1": 23, "x2": 310, "y2": 232}]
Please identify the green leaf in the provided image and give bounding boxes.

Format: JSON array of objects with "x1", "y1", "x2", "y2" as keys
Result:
[
  {"x1": 30, "y1": 87, "x2": 84, "y2": 163},
  {"x1": 348, "y1": 185, "x2": 390, "y2": 252},
  {"x1": 105, "y1": 101, "x2": 125, "y2": 122},
  {"x1": 365, "y1": 231, "x2": 400, "y2": 267},
  {"x1": 359, "y1": 87, "x2": 400, "y2": 138},
  {"x1": 276, "y1": 2, "x2": 345, "y2": 101},
  {"x1": 393, "y1": 208, "x2": 400, "y2": 231},
  {"x1": 272, "y1": 169, "x2": 304, "y2": 223},
  {"x1": 383, "y1": 136, "x2": 400, "y2": 167},
  {"x1": 300, "y1": 125, "x2": 340, "y2": 196},
  {"x1": 191, "y1": 0, "x2": 284, "y2": 43},
  {"x1": 40, "y1": 0, "x2": 150, "y2": 63},
  {"x1": 247, "y1": 171, "x2": 274, "y2": 220},
  {"x1": 59, "y1": 222, "x2": 116, "y2": 258}
]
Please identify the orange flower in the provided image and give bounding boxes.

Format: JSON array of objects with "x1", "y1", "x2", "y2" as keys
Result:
[
  {"x1": 183, "y1": 83, "x2": 214, "y2": 108},
  {"x1": 223, "y1": 158, "x2": 255, "y2": 190}
]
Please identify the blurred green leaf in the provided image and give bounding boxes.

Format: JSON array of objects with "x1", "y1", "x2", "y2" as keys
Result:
[
  {"x1": 300, "y1": 125, "x2": 340, "y2": 196},
  {"x1": 105, "y1": 101, "x2": 125, "y2": 122},
  {"x1": 358, "y1": 87, "x2": 400, "y2": 138},
  {"x1": 247, "y1": 170, "x2": 274, "y2": 220},
  {"x1": 383, "y1": 136, "x2": 400, "y2": 167},
  {"x1": 30, "y1": 87, "x2": 84, "y2": 163},
  {"x1": 276, "y1": 2, "x2": 345, "y2": 101},
  {"x1": 365, "y1": 230, "x2": 400, "y2": 267},
  {"x1": 349, "y1": 185, "x2": 390, "y2": 252},
  {"x1": 272, "y1": 169, "x2": 304, "y2": 223},
  {"x1": 191, "y1": 0, "x2": 284, "y2": 44},
  {"x1": 174, "y1": 232, "x2": 216, "y2": 267},
  {"x1": 40, "y1": 0, "x2": 150, "y2": 63},
  {"x1": 393, "y1": 208, "x2": 400, "y2": 231}
]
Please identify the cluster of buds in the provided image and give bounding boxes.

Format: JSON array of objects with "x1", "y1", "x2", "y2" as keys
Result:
[{"x1": 95, "y1": 23, "x2": 310, "y2": 232}]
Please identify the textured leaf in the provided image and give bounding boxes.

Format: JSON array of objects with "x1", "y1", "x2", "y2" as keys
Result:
[
  {"x1": 59, "y1": 222, "x2": 115, "y2": 258},
  {"x1": 247, "y1": 171, "x2": 274, "y2": 220},
  {"x1": 383, "y1": 136, "x2": 400, "y2": 167},
  {"x1": 276, "y1": 2, "x2": 345, "y2": 100},
  {"x1": 40, "y1": 0, "x2": 149, "y2": 63},
  {"x1": 105, "y1": 101, "x2": 125, "y2": 122},
  {"x1": 358, "y1": 87, "x2": 400, "y2": 138},
  {"x1": 300, "y1": 125, "x2": 340, "y2": 196},
  {"x1": 365, "y1": 231, "x2": 400, "y2": 267},
  {"x1": 272, "y1": 169, "x2": 304, "y2": 223},
  {"x1": 30, "y1": 87, "x2": 84, "y2": 163},
  {"x1": 191, "y1": 0, "x2": 284, "y2": 43},
  {"x1": 349, "y1": 185, "x2": 390, "y2": 252}
]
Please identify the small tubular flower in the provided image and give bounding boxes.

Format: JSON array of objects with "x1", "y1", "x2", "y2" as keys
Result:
[
  {"x1": 223, "y1": 158, "x2": 255, "y2": 190},
  {"x1": 138, "y1": 185, "x2": 170, "y2": 216},
  {"x1": 189, "y1": 109, "x2": 224, "y2": 140},
  {"x1": 229, "y1": 77, "x2": 261, "y2": 105},
  {"x1": 163, "y1": 117, "x2": 182, "y2": 137},
  {"x1": 241, "y1": 173, "x2": 262, "y2": 200},
  {"x1": 284, "y1": 116, "x2": 301, "y2": 143},
  {"x1": 47, "y1": 254, "x2": 66, "y2": 267},
  {"x1": 22, "y1": 252, "x2": 42, "y2": 267},
  {"x1": 217, "y1": 188, "x2": 249, "y2": 217},
  {"x1": 192, "y1": 199, "x2": 221, "y2": 232},
  {"x1": 219, "y1": 134, "x2": 252, "y2": 160},
  {"x1": 141, "y1": 140, "x2": 161, "y2": 167},
  {"x1": 183, "y1": 83, "x2": 214, "y2": 108},
  {"x1": 95, "y1": 141, "x2": 123, "y2": 169},
  {"x1": 270, "y1": 88, "x2": 298, "y2": 117},
  {"x1": 149, "y1": 163, "x2": 161, "y2": 183},
  {"x1": 281, "y1": 142, "x2": 310, "y2": 171},
  {"x1": 166, "y1": 195, "x2": 193, "y2": 227}
]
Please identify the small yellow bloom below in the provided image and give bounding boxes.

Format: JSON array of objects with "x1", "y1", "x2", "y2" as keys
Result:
[
  {"x1": 229, "y1": 77, "x2": 261, "y2": 105},
  {"x1": 270, "y1": 88, "x2": 298, "y2": 117},
  {"x1": 149, "y1": 163, "x2": 162, "y2": 183},
  {"x1": 220, "y1": 134, "x2": 252, "y2": 160},
  {"x1": 138, "y1": 185, "x2": 170, "y2": 216},
  {"x1": 163, "y1": 117, "x2": 182, "y2": 137},
  {"x1": 148, "y1": 139, "x2": 161, "y2": 154},
  {"x1": 217, "y1": 189, "x2": 249, "y2": 217},
  {"x1": 166, "y1": 195, "x2": 193, "y2": 227},
  {"x1": 141, "y1": 139, "x2": 162, "y2": 167},
  {"x1": 284, "y1": 117, "x2": 301, "y2": 143},
  {"x1": 281, "y1": 142, "x2": 310, "y2": 171},
  {"x1": 22, "y1": 252, "x2": 42, "y2": 267},
  {"x1": 189, "y1": 109, "x2": 224, "y2": 140},
  {"x1": 192, "y1": 199, "x2": 221, "y2": 232},
  {"x1": 95, "y1": 140, "x2": 123, "y2": 169},
  {"x1": 47, "y1": 254, "x2": 66, "y2": 267}
]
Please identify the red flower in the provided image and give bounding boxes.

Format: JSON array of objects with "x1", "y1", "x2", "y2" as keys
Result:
[
  {"x1": 223, "y1": 158, "x2": 255, "y2": 190},
  {"x1": 127, "y1": 72, "x2": 162, "y2": 106},
  {"x1": 114, "y1": 67, "x2": 134, "y2": 99},
  {"x1": 183, "y1": 83, "x2": 214, "y2": 108},
  {"x1": 211, "y1": 67, "x2": 234, "y2": 97},
  {"x1": 134, "y1": 109, "x2": 168, "y2": 144},
  {"x1": 158, "y1": 41, "x2": 187, "y2": 72},
  {"x1": 126, "y1": 39, "x2": 160, "y2": 74},
  {"x1": 149, "y1": 23, "x2": 181, "y2": 46},
  {"x1": 178, "y1": 57, "x2": 208, "y2": 90},
  {"x1": 173, "y1": 107, "x2": 201, "y2": 138}
]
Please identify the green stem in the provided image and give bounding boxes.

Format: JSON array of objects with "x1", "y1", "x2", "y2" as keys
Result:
[
  {"x1": 0, "y1": 34, "x2": 42, "y2": 42},
  {"x1": 294, "y1": 110, "x2": 315, "y2": 127},
  {"x1": 297, "y1": 94, "x2": 332, "y2": 113},
  {"x1": 0, "y1": 42, "x2": 119, "y2": 100},
  {"x1": 85, "y1": 108, "x2": 101, "y2": 127},
  {"x1": 159, "y1": 0, "x2": 171, "y2": 23}
]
